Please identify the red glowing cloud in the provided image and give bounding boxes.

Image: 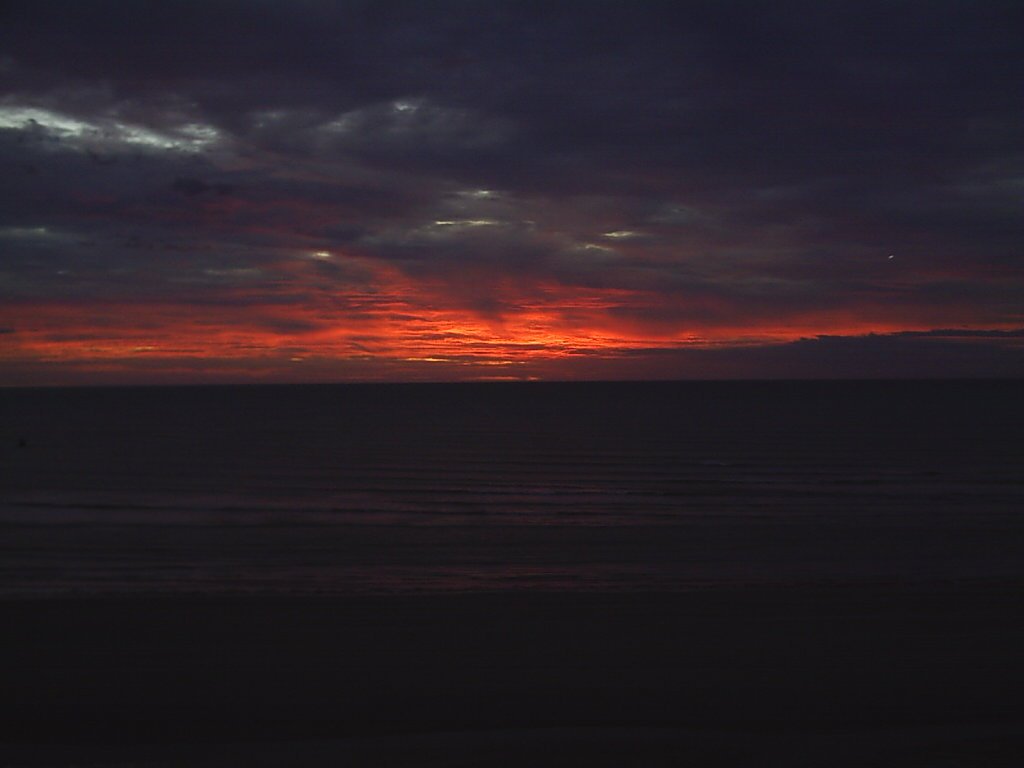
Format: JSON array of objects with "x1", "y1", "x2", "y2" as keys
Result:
[{"x1": 4, "y1": 240, "x2": 1021, "y2": 384}]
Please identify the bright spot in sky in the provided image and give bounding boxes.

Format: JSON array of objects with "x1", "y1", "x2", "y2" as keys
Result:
[
  {"x1": 580, "y1": 243, "x2": 616, "y2": 254},
  {"x1": 0, "y1": 225, "x2": 55, "y2": 239},
  {"x1": 432, "y1": 219, "x2": 499, "y2": 228},
  {"x1": 311, "y1": 251, "x2": 333, "y2": 259},
  {"x1": 0, "y1": 104, "x2": 221, "y2": 153},
  {"x1": 0, "y1": 106, "x2": 89, "y2": 135}
]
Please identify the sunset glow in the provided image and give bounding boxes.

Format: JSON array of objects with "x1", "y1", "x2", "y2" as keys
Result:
[{"x1": 2, "y1": 2, "x2": 1022, "y2": 384}]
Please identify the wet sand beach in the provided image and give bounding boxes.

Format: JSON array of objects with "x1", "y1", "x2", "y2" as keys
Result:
[{"x1": 4, "y1": 584, "x2": 1024, "y2": 766}]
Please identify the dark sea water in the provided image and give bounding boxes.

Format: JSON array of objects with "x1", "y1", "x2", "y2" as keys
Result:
[{"x1": 2, "y1": 380, "x2": 1022, "y2": 597}]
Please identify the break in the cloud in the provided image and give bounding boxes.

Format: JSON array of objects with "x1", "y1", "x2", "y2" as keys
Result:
[{"x1": 1, "y1": 0, "x2": 1022, "y2": 384}]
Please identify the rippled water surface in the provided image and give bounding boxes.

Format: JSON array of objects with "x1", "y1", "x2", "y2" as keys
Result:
[{"x1": 2, "y1": 381, "x2": 1022, "y2": 596}]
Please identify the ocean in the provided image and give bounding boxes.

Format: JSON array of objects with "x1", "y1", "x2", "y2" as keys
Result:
[{"x1": 2, "y1": 380, "x2": 1023, "y2": 598}]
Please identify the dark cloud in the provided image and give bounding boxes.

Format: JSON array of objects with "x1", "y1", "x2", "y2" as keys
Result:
[
  {"x1": 734, "y1": 332, "x2": 1024, "y2": 379},
  {"x1": 898, "y1": 329, "x2": 1024, "y2": 340},
  {"x1": 170, "y1": 177, "x2": 236, "y2": 197},
  {"x1": 528, "y1": 331, "x2": 1024, "y2": 382},
  {"x1": 1, "y1": 1, "x2": 1022, "y2": 382}
]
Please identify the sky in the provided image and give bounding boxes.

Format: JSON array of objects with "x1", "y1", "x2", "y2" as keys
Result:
[{"x1": 1, "y1": 0, "x2": 1022, "y2": 384}]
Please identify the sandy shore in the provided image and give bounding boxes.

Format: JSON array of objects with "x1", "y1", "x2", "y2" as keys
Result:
[{"x1": 4, "y1": 585, "x2": 1024, "y2": 765}]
